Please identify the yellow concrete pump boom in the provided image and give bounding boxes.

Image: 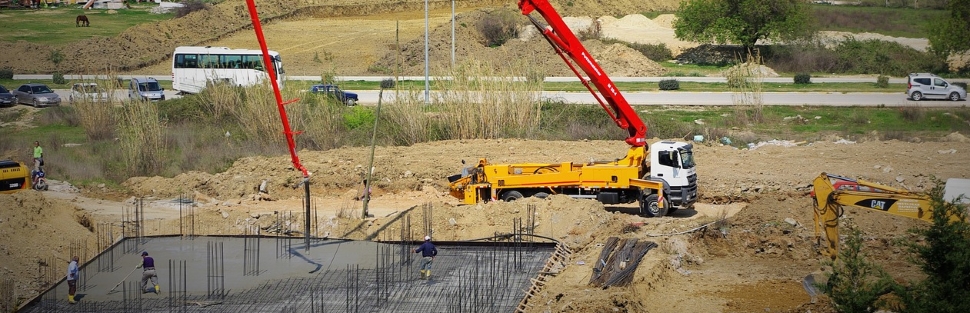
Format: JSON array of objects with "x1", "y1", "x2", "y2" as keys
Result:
[{"x1": 811, "y1": 172, "x2": 967, "y2": 259}]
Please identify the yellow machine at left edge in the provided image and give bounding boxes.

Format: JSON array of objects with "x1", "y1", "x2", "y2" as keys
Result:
[{"x1": 0, "y1": 159, "x2": 31, "y2": 194}]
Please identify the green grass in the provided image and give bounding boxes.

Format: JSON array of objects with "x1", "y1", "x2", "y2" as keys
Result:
[
  {"x1": 640, "y1": 11, "x2": 675, "y2": 19},
  {"x1": 811, "y1": 4, "x2": 948, "y2": 38},
  {"x1": 640, "y1": 105, "x2": 970, "y2": 143},
  {"x1": 0, "y1": 5, "x2": 173, "y2": 46}
]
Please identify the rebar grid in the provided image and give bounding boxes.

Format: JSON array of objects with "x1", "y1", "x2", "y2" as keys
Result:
[{"x1": 21, "y1": 236, "x2": 554, "y2": 313}]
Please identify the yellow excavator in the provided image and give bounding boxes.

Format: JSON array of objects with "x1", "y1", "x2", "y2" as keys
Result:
[{"x1": 811, "y1": 172, "x2": 969, "y2": 259}]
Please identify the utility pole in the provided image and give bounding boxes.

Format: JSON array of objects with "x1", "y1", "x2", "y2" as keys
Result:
[
  {"x1": 424, "y1": 0, "x2": 430, "y2": 105},
  {"x1": 363, "y1": 79, "x2": 396, "y2": 218},
  {"x1": 451, "y1": 0, "x2": 455, "y2": 68}
]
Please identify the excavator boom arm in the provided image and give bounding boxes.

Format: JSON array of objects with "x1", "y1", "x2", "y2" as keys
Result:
[
  {"x1": 518, "y1": 0, "x2": 647, "y2": 147},
  {"x1": 812, "y1": 172, "x2": 934, "y2": 259}
]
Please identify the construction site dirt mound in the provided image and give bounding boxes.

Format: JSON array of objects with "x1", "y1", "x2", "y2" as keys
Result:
[
  {"x1": 5, "y1": 136, "x2": 968, "y2": 310},
  {"x1": 0, "y1": 191, "x2": 99, "y2": 304}
]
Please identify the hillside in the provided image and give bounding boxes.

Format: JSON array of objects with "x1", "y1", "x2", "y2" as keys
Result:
[{"x1": 0, "y1": 0, "x2": 683, "y2": 75}]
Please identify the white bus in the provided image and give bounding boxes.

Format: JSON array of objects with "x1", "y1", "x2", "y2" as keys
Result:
[{"x1": 171, "y1": 46, "x2": 285, "y2": 94}]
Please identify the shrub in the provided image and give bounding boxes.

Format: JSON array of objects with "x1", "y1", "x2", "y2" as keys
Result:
[
  {"x1": 794, "y1": 73, "x2": 811, "y2": 84},
  {"x1": 658, "y1": 79, "x2": 680, "y2": 90},
  {"x1": 833, "y1": 39, "x2": 947, "y2": 76},
  {"x1": 175, "y1": 0, "x2": 208, "y2": 18},
  {"x1": 0, "y1": 67, "x2": 12, "y2": 79},
  {"x1": 601, "y1": 39, "x2": 674, "y2": 62},
  {"x1": 818, "y1": 226, "x2": 894, "y2": 313},
  {"x1": 477, "y1": 9, "x2": 519, "y2": 47},
  {"x1": 52, "y1": 72, "x2": 66, "y2": 84},
  {"x1": 891, "y1": 179, "x2": 970, "y2": 313},
  {"x1": 576, "y1": 20, "x2": 601, "y2": 40},
  {"x1": 876, "y1": 75, "x2": 889, "y2": 88},
  {"x1": 342, "y1": 106, "x2": 375, "y2": 130}
]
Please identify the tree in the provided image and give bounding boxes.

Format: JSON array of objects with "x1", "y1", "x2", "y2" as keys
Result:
[
  {"x1": 928, "y1": 1, "x2": 970, "y2": 57},
  {"x1": 673, "y1": 0, "x2": 814, "y2": 50},
  {"x1": 818, "y1": 226, "x2": 894, "y2": 313},
  {"x1": 890, "y1": 180, "x2": 970, "y2": 313}
]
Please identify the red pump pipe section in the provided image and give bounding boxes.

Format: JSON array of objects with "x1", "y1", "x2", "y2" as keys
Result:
[
  {"x1": 518, "y1": 0, "x2": 647, "y2": 147},
  {"x1": 244, "y1": 0, "x2": 309, "y2": 178}
]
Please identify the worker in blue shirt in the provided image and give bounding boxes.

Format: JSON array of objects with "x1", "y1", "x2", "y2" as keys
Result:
[
  {"x1": 137, "y1": 251, "x2": 160, "y2": 294},
  {"x1": 413, "y1": 235, "x2": 438, "y2": 279},
  {"x1": 66, "y1": 256, "x2": 78, "y2": 304}
]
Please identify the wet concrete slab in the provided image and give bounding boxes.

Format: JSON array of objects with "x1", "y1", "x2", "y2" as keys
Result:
[{"x1": 21, "y1": 236, "x2": 554, "y2": 312}]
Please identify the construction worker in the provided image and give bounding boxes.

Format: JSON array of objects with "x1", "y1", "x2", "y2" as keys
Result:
[
  {"x1": 66, "y1": 256, "x2": 78, "y2": 304},
  {"x1": 137, "y1": 251, "x2": 159, "y2": 294},
  {"x1": 412, "y1": 235, "x2": 438, "y2": 280}
]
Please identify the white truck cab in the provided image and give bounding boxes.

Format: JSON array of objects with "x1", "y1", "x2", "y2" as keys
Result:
[{"x1": 649, "y1": 141, "x2": 698, "y2": 210}]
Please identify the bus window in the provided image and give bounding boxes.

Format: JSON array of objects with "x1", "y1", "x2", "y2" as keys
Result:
[
  {"x1": 174, "y1": 54, "x2": 199, "y2": 68},
  {"x1": 222, "y1": 54, "x2": 243, "y2": 69},
  {"x1": 200, "y1": 54, "x2": 220, "y2": 68}
]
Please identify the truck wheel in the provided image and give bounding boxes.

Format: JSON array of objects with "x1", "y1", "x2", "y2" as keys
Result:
[
  {"x1": 501, "y1": 190, "x2": 523, "y2": 202},
  {"x1": 640, "y1": 194, "x2": 668, "y2": 217}
]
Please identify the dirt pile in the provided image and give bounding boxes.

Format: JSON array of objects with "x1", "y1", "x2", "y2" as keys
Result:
[
  {"x1": 0, "y1": 191, "x2": 100, "y2": 305},
  {"x1": 372, "y1": 9, "x2": 668, "y2": 77},
  {"x1": 123, "y1": 138, "x2": 970, "y2": 204}
]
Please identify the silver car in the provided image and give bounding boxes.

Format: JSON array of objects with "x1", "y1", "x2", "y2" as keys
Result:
[
  {"x1": 907, "y1": 73, "x2": 967, "y2": 101},
  {"x1": 13, "y1": 83, "x2": 61, "y2": 107}
]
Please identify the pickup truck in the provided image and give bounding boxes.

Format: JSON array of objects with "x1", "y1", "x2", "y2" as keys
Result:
[{"x1": 310, "y1": 84, "x2": 358, "y2": 106}]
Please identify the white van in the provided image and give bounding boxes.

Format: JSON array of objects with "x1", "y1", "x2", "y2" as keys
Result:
[
  {"x1": 907, "y1": 73, "x2": 966, "y2": 101},
  {"x1": 128, "y1": 77, "x2": 165, "y2": 101}
]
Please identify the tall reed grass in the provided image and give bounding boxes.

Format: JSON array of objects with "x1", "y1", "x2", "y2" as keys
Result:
[
  {"x1": 70, "y1": 76, "x2": 117, "y2": 140},
  {"x1": 432, "y1": 60, "x2": 544, "y2": 140},
  {"x1": 727, "y1": 52, "x2": 765, "y2": 125},
  {"x1": 118, "y1": 99, "x2": 163, "y2": 176}
]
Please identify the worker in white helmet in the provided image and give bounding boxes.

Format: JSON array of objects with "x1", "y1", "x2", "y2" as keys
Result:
[{"x1": 413, "y1": 235, "x2": 438, "y2": 280}]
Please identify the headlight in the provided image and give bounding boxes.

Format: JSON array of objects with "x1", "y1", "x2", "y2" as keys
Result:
[{"x1": 37, "y1": 97, "x2": 48, "y2": 101}]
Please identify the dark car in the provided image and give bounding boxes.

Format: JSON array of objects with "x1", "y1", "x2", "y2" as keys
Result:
[
  {"x1": 0, "y1": 85, "x2": 15, "y2": 107},
  {"x1": 310, "y1": 84, "x2": 358, "y2": 106},
  {"x1": 12, "y1": 83, "x2": 61, "y2": 107}
]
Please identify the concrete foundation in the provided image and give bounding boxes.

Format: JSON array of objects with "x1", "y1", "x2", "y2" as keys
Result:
[{"x1": 20, "y1": 236, "x2": 554, "y2": 312}]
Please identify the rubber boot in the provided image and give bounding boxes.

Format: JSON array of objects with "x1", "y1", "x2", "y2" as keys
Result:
[
  {"x1": 155, "y1": 285, "x2": 160, "y2": 294},
  {"x1": 68, "y1": 295, "x2": 76, "y2": 304},
  {"x1": 426, "y1": 270, "x2": 431, "y2": 280}
]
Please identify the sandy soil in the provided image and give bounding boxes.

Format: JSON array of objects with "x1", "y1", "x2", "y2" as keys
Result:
[{"x1": 4, "y1": 135, "x2": 968, "y2": 310}]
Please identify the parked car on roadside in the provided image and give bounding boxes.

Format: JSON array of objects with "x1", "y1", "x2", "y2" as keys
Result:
[
  {"x1": 0, "y1": 85, "x2": 15, "y2": 107},
  {"x1": 907, "y1": 73, "x2": 966, "y2": 101},
  {"x1": 309, "y1": 84, "x2": 358, "y2": 106},
  {"x1": 69, "y1": 82, "x2": 110, "y2": 104},
  {"x1": 128, "y1": 77, "x2": 165, "y2": 101},
  {"x1": 12, "y1": 83, "x2": 61, "y2": 107}
]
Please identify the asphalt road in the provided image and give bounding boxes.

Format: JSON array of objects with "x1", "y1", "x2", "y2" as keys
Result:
[
  {"x1": 352, "y1": 90, "x2": 966, "y2": 107},
  {"x1": 35, "y1": 89, "x2": 965, "y2": 107},
  {"x1": 30, "y1": 83, "x2": 963, "y2": 107}
]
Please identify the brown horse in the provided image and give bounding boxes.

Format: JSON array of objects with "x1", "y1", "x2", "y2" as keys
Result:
[{"x1": 76, "y1": 15, "x2": 89, "y2": 27}]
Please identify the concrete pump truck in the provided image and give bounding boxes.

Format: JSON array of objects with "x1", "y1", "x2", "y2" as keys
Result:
[{"x1": 446, "y1": 0, "x2": 699, "y2": 217}]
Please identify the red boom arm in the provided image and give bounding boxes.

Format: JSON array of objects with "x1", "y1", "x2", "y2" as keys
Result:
[
  {"x1": 518, "y1": 0, "x2": 647, "y2": 147},
  {"x1": 245, "y1": 0, "x2": 309, "y2": 178}
]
